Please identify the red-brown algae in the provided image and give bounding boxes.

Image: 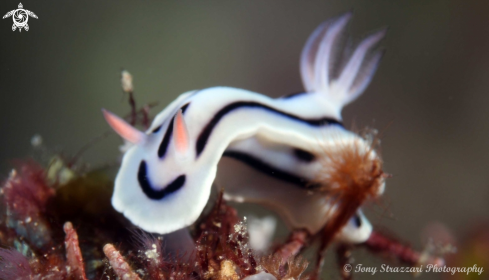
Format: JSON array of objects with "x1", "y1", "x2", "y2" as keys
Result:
[{"x1": 0, "y1": 156, "x2": 451, "y2": 279}]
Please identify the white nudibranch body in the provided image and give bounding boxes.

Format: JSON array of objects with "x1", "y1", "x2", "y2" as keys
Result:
[{"x1": 103, "y1": 13, "x2": 386, "y2": 243}]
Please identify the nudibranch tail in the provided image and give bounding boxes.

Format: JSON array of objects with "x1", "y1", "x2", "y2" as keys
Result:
[
  {"x1": 102, "y1": 109, "x2": 146, "y2": 144},
  {"x1": 216, "y1": 126, "x2": 384, "y2": 244}
]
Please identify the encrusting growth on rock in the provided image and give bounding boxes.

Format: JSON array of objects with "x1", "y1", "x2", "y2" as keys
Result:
[{"x1": 217, "y1": 259, "x2": 240, "y2": 280}]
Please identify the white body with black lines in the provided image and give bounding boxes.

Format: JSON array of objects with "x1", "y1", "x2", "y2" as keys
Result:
[{"x1": 103, "y1": 13, "x2": 386, "y2": 244}]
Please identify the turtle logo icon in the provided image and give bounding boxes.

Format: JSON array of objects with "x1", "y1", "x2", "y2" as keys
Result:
[{"x1": 3, "y1": 3, "x2": 38, "y2": 32}]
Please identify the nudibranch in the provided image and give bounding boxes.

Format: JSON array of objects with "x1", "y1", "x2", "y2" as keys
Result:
[{"x1": 103, "y1": 13, "x2": 386, "y2": 241}]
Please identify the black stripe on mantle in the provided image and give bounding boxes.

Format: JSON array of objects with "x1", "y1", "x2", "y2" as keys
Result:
[
  {"x1": 223, "y1": 151, "x2": 319, "y2": 189},
  {"x1": 138, "y1": 160, "x2": 185, "y2": 200},
  {"x1": 157, "y1": 102, "x2": 191, "y2": 158},
  {"x1": 196, "y1": 101, "x2": 341, "y2": 157}
]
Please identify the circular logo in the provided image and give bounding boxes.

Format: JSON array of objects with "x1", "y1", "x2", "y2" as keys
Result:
[
  {"x1": 344, "y1": 264, "x2": 352, "y2": 273},
  {"x1": 13, "y1": 9, "x2": 27, "y2": 25}
]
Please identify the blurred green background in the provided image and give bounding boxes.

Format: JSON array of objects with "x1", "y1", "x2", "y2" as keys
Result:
[{"x1": 0, "y1": 1, "x2": 488, "y2": 279}]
